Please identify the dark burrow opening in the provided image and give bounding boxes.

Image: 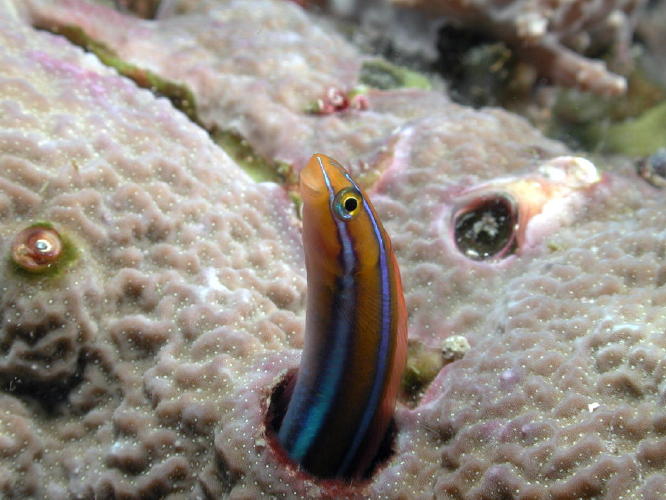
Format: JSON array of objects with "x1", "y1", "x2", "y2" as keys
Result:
[{"x1": 264, "y1": 369, "x2": 398, "y2": 484}]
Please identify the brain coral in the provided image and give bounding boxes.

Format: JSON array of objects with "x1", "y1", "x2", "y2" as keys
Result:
[
  {"x1": 367, "y1": 119, "x2": 666, "y2": 498},
  {"x1": 1, "y1": 0, "x2": 665, "y2": 499},
  {"x1": 0, "y1": 4, "x2": 305, "y2": 497}
]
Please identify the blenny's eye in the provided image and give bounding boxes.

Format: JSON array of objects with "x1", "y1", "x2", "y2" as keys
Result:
[
  {"x1": 452, "y1": 193, "x2": 518, "y2": 260},
  {"x1": 333, "y1": 187, "x2": 362, "y2": 220},
  {"x1": 11, "y1": 225, "x2": 64, "y2": 273}
]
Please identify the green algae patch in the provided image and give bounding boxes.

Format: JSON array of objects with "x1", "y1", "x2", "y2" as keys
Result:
[
  {"x1": 547, "y1": 241, "x2": 563, "y2": 252},
  {"x1": 211, "y1": 128, "x2": 298, "y2": 186},
  {"x1": 548, "y1": 68, "x2": 666, "y2": 154},
  {"x1": 597, "y1": 101, "x2": 666, "y2": 156},
  {"x1": 290, "y1": 192, "x2": 303, "y2": 221},
  {"x1": 360, "y1": 58, "x2": 431, "y2": 90},
  {"x1": 400, "y1": 341, "x2": 445, "y2": 405},
  {"x1": 9, "y1": 222, "x2": 79, "y2": 280},
  {"x1": 41, "y1": 24, "x2": 198, "y2": 123}
]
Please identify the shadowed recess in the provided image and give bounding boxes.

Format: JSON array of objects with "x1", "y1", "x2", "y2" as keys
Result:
[{"x1": 265, "y1": 370, "x2": 397, "y2": 482}]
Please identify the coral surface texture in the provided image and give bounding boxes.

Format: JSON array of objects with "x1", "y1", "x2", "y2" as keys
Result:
[{"x1": 0, "y1": 0, "x2": 664, "y2": 499}]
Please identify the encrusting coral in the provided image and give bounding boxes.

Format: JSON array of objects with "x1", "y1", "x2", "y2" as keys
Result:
[
  {"x1": 0, "y1": 0, "x2": 665, "y2": 498},
  {"x1": 0, "y1": 3, "x2": 305, "y2": 496},
  {"x1": 21, "y1": 0, "x2": 453, "y2": 173}
]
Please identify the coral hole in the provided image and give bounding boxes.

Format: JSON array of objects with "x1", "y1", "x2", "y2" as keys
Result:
[
  {"x1": 452, "y1": 193, "x2": 518, "y2": 261},
  {"x1": 264, "y1": 370, "x2": 398, "y2": 483}
]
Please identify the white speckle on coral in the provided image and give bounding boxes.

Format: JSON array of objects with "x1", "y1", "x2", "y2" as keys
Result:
[
  {"x1": 611, "y1": 323, "x2": 642, "y2": 334},
  {"x1": 202, "y1": 266, "x2": 230, "y2": 294}
]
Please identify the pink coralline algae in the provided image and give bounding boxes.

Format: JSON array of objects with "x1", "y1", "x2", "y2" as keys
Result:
[
  {"x1": 1, "y1": 0, "x2": 665, "y2": 499},
  {"x1": 394, "y1": 0, "x2": 647, "y2": 95}
]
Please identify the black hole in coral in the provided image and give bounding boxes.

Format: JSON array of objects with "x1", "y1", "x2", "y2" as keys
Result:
[
  {"x1": 453, "y1": 194, "x2": 518, "y2": 260},
  {"x1": 344, "y1": 197, "x2": 358, "y2": 213},
  {"x1": 265, "y1": 370, "x2": 397, "y2": 483}
]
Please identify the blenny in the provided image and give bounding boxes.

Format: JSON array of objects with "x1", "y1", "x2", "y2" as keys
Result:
[{"x1": 277, "y1": 154, "x2": 408, "y2": 479}]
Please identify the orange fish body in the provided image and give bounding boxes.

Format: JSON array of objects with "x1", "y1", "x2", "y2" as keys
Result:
[{"x1": 277, "y1": 154, "x2": 408, "y2": 479}]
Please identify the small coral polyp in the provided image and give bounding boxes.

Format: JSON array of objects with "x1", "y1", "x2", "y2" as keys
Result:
[{"x1": 10, "y1": 223, "x2": 65, "y2": 274}]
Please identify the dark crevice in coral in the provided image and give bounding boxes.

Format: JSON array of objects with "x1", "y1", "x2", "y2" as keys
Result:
[
  {"x1": 0, "y1": 349, "x2": 87, "y2": 417},
  {"x1": 112, "y1": 0, "x2": 162, "y2": 20},
  {"x1": 265, "y1": 369, "x2": 296, "y2": 435},
  {"x1": 434, "y1": 24, "x2": 517, "y2": 108}
]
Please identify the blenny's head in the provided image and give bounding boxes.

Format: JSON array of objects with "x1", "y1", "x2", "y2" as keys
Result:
[{"x1": 300, "y1": 154, "x2": 383, "y2": 273}]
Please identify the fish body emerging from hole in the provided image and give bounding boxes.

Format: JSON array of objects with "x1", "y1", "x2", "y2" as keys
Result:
[{"x1": 277, "y1": 154, "x2": 408, "y2": 479}]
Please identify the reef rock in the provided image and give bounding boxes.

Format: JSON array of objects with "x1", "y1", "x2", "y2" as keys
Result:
[
  {"x1": 395, "y1": 0, "x2": 647, "y2": 95},
  {"x1": 0, "y1": 0, "x2": 665, "y2": 498},
  {"x1": 0, "y1": 3, "x2": 305, "y2": 497},
  {"x1": 368, "y1": 118, "x2": 666, "y2": 498},
  {"x1": 21, "y1": 0, "x2": 453, "y2": 172}
]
